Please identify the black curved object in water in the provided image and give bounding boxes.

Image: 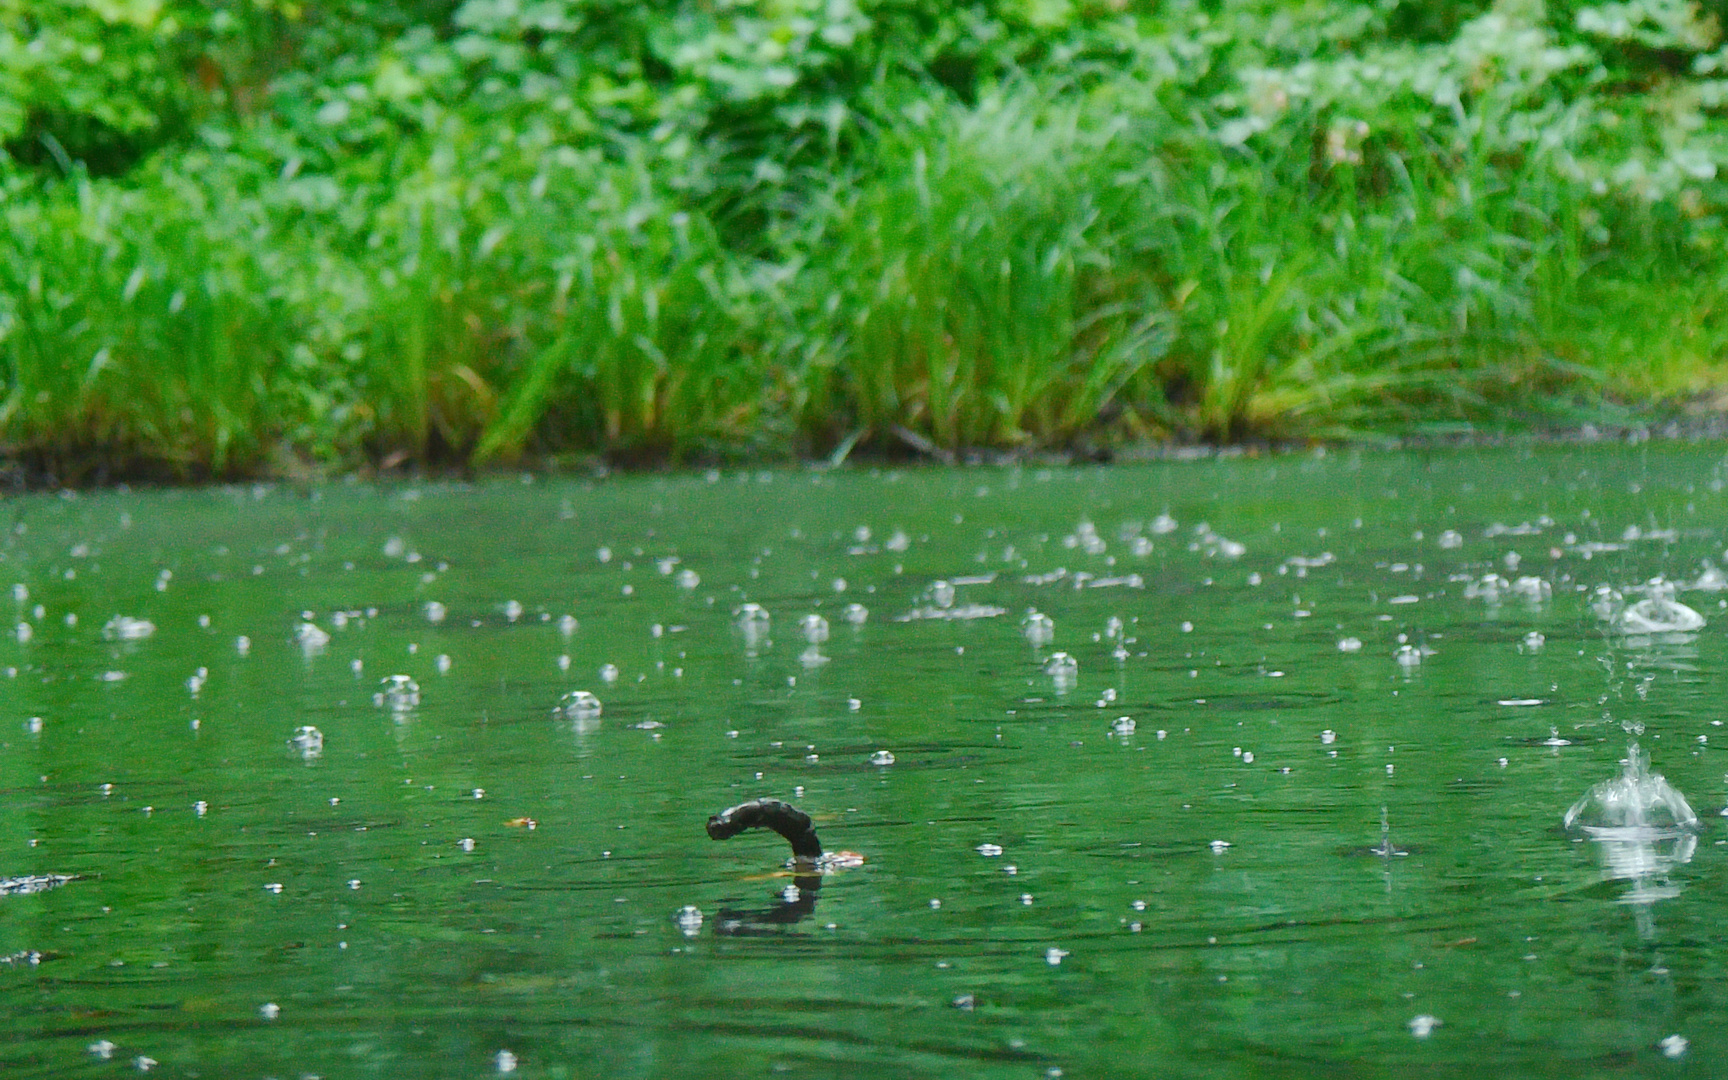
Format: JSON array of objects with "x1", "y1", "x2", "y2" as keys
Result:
[{"x1": 706, "y1": 798, "x2": 823, "y2": 860}]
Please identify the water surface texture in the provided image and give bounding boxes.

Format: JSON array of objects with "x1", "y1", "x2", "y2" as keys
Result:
[{"x1": 5, "y1": 447, "x2": 1728, "y2": 1078}]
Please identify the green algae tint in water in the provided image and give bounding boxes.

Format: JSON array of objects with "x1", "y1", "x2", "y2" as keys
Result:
[{"x1": 3, "y1": 449, "x2": 1728, "y2": 1078}]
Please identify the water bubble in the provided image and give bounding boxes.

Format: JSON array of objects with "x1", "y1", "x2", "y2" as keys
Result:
[
  {"x1": 675, "y1": 905, "x2": 704, "y2": 938},
  {"x1": 1522, "y1": 631, "x2": 1545, "y2": 652},
  {"x1": 885, "y1": 529, "x2": 911, "y2": 552},
  {"x1": 931, "y1": 580, "x2": 956, "y2": 608},
  {"x1": 374, "y1": 674, "x2": 420, "y2": 711},
  {"x1": 1023, "y1": 610, "x2": 1055, "y2": 646},
  {"x1": 101, "y1": 616, "x2": 156, "y2": 641},
  {"x1": 1321, "y1": 730, "x2": 1337, "y2": 744},
  {"x1": 383, "y1": 536, "x2": 407, "y2": 559},
  {"x1": 459, "y1": 838, "x2": 476, "y2": 852},
  {"x1": 559, "y1": 690, "x2": 602, "y2": 719},
  {"x1": 1408, "y1": 1015, "x2": 1440, "y2": 1038},
  {"x1": 436, "y1": 654, "x2": 452, "y2": 673},
  {"x1": 676, "y1": 569, "x2": 700, "y2": 590},
  {"x1": 1437, "y1": 530, "x2": 1463, "y2": 549},
  {"x1": 1044, "y1": 652, "x2": 1078, "y2": 691},
  {"x1": 291, "y1": 726, "x2": 323, "y2": 759},
  {"x1": 1619, "y1": 585, "x2": 1706, "y2": 634},
  {"x1": 1112, "y1": 716, "x2": 1137, "y2": 735},
  {"x1": 503, "y1": 600, "x2": 523, "y2": 622},
  {"x1": 1044, "y1": 946, "x2": 1069, "y2": 965},
  {"x1": 236, "y1": 635, "x2": 251, "y2": 656},
  {"x1": 1209, "y1": 840, "x2": 1232, "y2": 853},
  {"x1": 1394, "y1": 645, "x2": 1422, "y2": 668},
  {"x1": 1660, "y1": 1034, "x2": 1689, "y2": 1059},
  {"x1": 26, "y1": 716, "x2": 42, "y2": 734},
  {"x1": 423, "y1": 601, "x2": 447, "y2": 623},
  {"x1": 87, "y1": 1040, "x2": 116, "y2": 1060},
  {"x1": 295, "y1": 622, "x2": 330, "y2": 651},
  {"x1": 870, "y1": 750, "x2": 896, "y2": 766},
  {"x1": 600, "y1": 663, "x2": 619, "y2": 683},
  {"x1": 496, "y1": 1049, "x2": 519, "y2": 1073},
  {"x1": 976, "y1": 843, "x2": 1003, "y2": 856},
  {"x1": 13, "y1": 623, "x2": 30, "y2": 643},
  {"x1": 1564, "y1": 743, "x2": 1699, "y2": 833},
  {"x1": 843, "y1": 603, "x2": 869, "y2": 626},
  {"x1": 1150, "y1": 512, "x2": 1178, "y2": 534},
  {"x1": 1337, "y1": 637, "x2": 1362, "y2": 652},
  {"x1": 800, "y1": 614, "x2": 830, "y2": 644},
  {"x1": 259, "y1": 1002, "x2": 280, "y2": 1020}
]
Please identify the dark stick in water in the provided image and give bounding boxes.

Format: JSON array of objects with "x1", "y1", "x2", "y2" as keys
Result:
[{"x1": 706, "y1": 799, "x2": 823, "y2": 860}]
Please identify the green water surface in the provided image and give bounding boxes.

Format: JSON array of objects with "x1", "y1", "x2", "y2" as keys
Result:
[{"x1": 3, "y1": 446, "x2": 1728, "y2": 1078}]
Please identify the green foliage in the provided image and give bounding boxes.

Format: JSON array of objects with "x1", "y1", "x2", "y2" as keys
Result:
[{"x1": 5, "y1": 0, "x2": 1728, "y2": 478}]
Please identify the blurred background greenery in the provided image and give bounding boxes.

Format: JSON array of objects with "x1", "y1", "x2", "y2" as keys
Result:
[{"x1": 5, "y1": 0, "x2": 1728, "y2": 480}]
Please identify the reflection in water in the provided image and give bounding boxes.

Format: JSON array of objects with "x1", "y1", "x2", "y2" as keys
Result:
[
  {"x1": 713, "y1": 874, "x2": 824, "y2": 936},
  {"x1": 1564, "y1": 742, "x2": 1699, "y2": 937}
]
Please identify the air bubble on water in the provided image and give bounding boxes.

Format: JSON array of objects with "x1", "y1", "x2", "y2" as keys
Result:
[
  {"x1": 194, "y1": 801, "x2": 207, "y2": 816},
  {"x1": 1242, "y1": 751, "x2": 1255, "y2": 764},
  {"x1": 870, "y1": 750, "x2": 896, "y2": 765},
  {"x1": 1660, "y1": 1035, "x2": 1688, "y2": 1060},
  {"x1": 349, "y1": 658, "x2": 364, "y2": 675},
  {"x1": 102, "y1": 616, "x2": 155, "y2": 641},
  {"x1": 675, "y1": 905, "x2": 704, "y2": 938},
  {"x1": 1617, "y1": 583, "x2": 1706, "y2": 634},
  {"x1": 1408, "y1": 1015, "x2": 1440, "y2": 1038},
  {"x1": 13, "y1": 623, "x2": 29, "y2": 643},
  {"x1": 976, "y1": 843, "x2": 1003, "y2": 856},
  {"x1": 1023, "y1": 610, "x2": 1055, "y2": 646},
  {"x1": 848, "y1": 698, "x2": 862, "y2": 711},
  {"x1": 931, "y1": 580, "x2": 956, "y2": 608},
  {"x1": 375, "y1": 675, "x2": 419, "y2": 711},
  {"x1": 459, "y1": 838, "x2": 476, "y2": 852},
  {"x1": 503, "y1": 600, "x2": 523, "y2": 622},
  {"x1": 557, "y1": 614, "x2": 578, "y2": 636},
  {"x1": 296, "y1": 622, "x2": 330, "y2": 652},
  {"x1": 259, "y1": 1002, "x2": 280, "y2": 1020},
  {"x1": 187, "y1": 669, "x2": 209, "y2": 696},
  {"x1": 1151, "y1": 513, "x2": 1178, "y2": 535},
  {"x1": 291, "y1": 726, "x2": 323, "y2": 759},
  {"x1": 600, "y1": 663, "x2": 619, "y2": 682},
  {"x1": 424, "y1": 601, "x2": 447, "y2": 623},
  {"x1": 676, "y1": 569, "x2": 700, "y2": 590},
  {"x1": 558, "y1": 654, "x2": 571, "y2": 671},
  {"x1": 1395, "y1": 645, "x2": 1422, "y2": 668},
  {"x1": 799, "y1": 645, "x2": 829, "y2": 668},
  {"x1": 840, "y1": 603, "x2": 868, "y2": 626},
  {"x1": 1437, "y1": 530, "x2": 1463, "y2": 549},
  {"x1": 1510, "y1": 576, "x2": 1551, "y2": 603},
  {"x1": 1044, "y1": 652, "x2": 1078, "y2": 691},
  {"x1": 264, "y1": 883, "x2": 283, "y2": 894},
  {"x1": 1337, "y1": 637, "x2": 1363, "y2": 652},
  {"x1": 1320, "y1": 730, "x2": 1336, "y2": 744},
  {"x1": 886, "y1": 530, "x2": 910, "y2": 552},
  {"x1": 26, "y1": 716, "x2": 42, "y2": 734},
  {"x1": 1209, "y1": 840, "x2": 1231, "y2": 853},
  {"x1": 1045, "y1": 947, "x2": 1069, "y2": 965},
  {"x1": 800, "y1": 614, "x2": 830, "y2": 643},
  {"x1": 1111, "y1": 716, "x2": 1136, "y2": 736},
  {"x1": 1522, "y1": 631, "x2": 1545, "y2": 652},
  {"x1": 236, "y1": 635, "x2": 251, "y2": 656},
  {"x1": 436, "y1": 654, "x2": 452, "y2": 674},
  {"x1": 559, "y1": 690, "x2": 603, "y2": 719}
]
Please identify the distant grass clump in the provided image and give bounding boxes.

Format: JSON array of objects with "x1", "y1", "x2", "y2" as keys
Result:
[{"x1": 4, "y1": 1, "x2": 1728, "y2": 480}]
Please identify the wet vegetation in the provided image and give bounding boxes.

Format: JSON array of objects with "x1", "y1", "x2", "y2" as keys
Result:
[{"x1": 6, "y1": 1, "x2": 1728, "y2": 479}]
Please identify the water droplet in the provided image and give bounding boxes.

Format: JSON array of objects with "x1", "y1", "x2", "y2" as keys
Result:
[
  {"x1": 1045, "y1": 946, "x2": 1069, "y2": 965},
  {"x1": 375, "y1": 674, "x2": 420, "y2": 711},
  {"x1": 869, "y1": 750, "x2": 896, "y2": 766},
  {"x1": 1408, "y1": 1015, "x2": 1440, "y2": 1038},
  {"x1": 558, "y1": 691, "x2": 602, "y2": 720},
  {"x1": 976, "y1": 843, "x2": 1003, "y2": 857}
]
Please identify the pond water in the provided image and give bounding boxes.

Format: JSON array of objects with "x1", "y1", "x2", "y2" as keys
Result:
[{"x1": 4, "y1": 446, "x2": 1728, "y2": 1078}]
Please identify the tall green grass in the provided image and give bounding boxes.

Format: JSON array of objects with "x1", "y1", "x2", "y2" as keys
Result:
[{"x1": 0, "y1": 71, "x2": 1723, "y2": 481}]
